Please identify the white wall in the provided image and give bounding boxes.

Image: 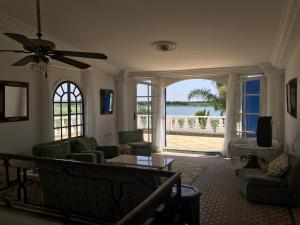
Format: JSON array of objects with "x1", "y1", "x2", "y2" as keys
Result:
[
  {"x1": 285, "y1": 39, "x2": 300, "y2": 151},
  {"x1": 0, "y1": 53, "x2": 41, "y2": 154},
  {"x1": 91, "y1": 68, "x2": 117, "y2": 145},
  {"x1": 0, "y1": 31, "x2": 117, "y2": 154}
]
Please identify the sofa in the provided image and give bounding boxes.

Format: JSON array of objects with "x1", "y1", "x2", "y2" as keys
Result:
[
  {"x1": 236, "y1": 152, "x2": 300, "y2": 205},
  {"x1": 36, "y1": 158, "x2": 167, "y2": 224},
  {"x1": 32, "y1": 137, "x2": 121, "y2": 163},
  {"x1": 118, "y1": 129, "x2": 152, "y2": 156},
  {"x1": 69, "y1": 137, "x2": 120, "y2": 159},
  {"x1": 32, "y1": 140, "x2": 103, "y2": 163}
]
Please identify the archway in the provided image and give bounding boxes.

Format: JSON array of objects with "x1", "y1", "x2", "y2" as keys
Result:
[{"x1": 164, "y1": 79, "x2": 225, "y2": 153}]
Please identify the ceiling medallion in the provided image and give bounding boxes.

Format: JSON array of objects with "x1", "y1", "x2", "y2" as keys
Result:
[{"x1": 152, "y1": 41, "x2": 177, "y2": 52}]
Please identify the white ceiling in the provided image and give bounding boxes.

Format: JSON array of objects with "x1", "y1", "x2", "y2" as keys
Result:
[{"x1": 0, "y1": 0, "x2": 285, "y2": 72}]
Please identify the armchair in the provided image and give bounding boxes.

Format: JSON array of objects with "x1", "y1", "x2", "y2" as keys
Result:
[
  {"x1": 118, "y1": 129, "x2": 152, "y2": 156},
  {"x1": 69, "y1": 137, "x2": 120, "y2": 159},
  {"x1": 236, "y1": 153, "x2": 300, "y2": 205}
]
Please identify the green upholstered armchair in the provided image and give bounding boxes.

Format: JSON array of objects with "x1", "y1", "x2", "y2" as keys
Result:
[
  {"x1": 118, "y1": 129, "x2": 152, "y2": 156},
  {"x1": 236, "y1": 153, "x2": 300, "y2": 205},
  {"x1": 32, "y1": 140, "x2": 101, "y2": 163},
  {"x1": 69, "y1": 137, "x2": 120, "y2": 159}
]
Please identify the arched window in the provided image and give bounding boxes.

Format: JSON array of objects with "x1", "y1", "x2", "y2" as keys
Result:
[{"x1": 53, "y1": 81, "x2": 84, "y2": 140}]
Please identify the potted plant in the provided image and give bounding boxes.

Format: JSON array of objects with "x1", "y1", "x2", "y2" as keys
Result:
[
  {"x1": 195, "y1": 109, "x2": 210, "y2": 129},
  {"x1": 188, "y1": 118, "x2": 195, "y2": 128},
  {"x1": 178, "y1": 118, "x2": 185, "y2": 128},
  {"x1": 210, "y1": 119, "x2": 219, "y2": 133}
]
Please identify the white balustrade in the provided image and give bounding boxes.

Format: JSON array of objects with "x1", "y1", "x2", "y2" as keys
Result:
[{"x1": 136, "y1": 115, "x2": 226, "y2": 135}]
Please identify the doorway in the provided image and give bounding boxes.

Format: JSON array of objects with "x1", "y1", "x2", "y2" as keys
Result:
[{"x1": 164, "y1": 79, "x2": 225, "y2": 152}]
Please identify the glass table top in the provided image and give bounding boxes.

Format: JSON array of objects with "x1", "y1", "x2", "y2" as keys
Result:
[{"x1": 107, "y1": 155, "x2": 174, "y2": 169}]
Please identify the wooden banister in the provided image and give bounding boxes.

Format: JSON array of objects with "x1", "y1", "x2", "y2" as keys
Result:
[{"x1": 115, "y1": 172, "x2": 181, "y2": 225}]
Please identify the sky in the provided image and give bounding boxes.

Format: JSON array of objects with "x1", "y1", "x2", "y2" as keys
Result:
[{"x1": 166, "y1": 79, "x2": 218, "y2": 101}]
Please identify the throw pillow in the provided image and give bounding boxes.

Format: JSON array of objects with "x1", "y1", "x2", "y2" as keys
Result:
[{"x1": 266, "y1": 153, "x2": 289, "y2": 177}]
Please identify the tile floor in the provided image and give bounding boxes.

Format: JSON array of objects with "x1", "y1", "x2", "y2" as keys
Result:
[{"x1": 166, "y1": 134, "x2": 224, "y2": 151}]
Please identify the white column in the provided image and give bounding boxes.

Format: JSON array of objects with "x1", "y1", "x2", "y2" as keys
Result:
[
  {"x1": 81, "y1": 69, "x2": 97, "y2": 138},
  {"x1": 33, "y1": 63, "x2": 53, "y2": 142},
  {"x1": 260, "y1": 63, "x2": 285, "y2": 143},
  {"x1": 222, "y1": 74, "x2": 238, "y2": 157},
  {"x1": 115, "y1": 70, "x2": 129, "y2": 131},
  {"x1": 152, "y1": 77, "x2": 165, "y2": 152}
]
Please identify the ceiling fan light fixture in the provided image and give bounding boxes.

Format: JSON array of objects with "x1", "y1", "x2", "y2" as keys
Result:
[
  {"x1": 151, "y1": 41, "x2": 177, "y2": 52},
  {"x1": 0, "y1": 0, "x2": 107, "y2": 70}
]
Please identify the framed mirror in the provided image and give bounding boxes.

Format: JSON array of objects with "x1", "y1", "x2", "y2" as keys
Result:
[
  {"x1": 0, "y1": 81, "x2": 29, "y2": 122},
  {"x1": 286, "y1": 78, "x2": 297, "y2": 118},
  {"x1": 100, "y1": 89, "x2": 114, "y2": 114}
]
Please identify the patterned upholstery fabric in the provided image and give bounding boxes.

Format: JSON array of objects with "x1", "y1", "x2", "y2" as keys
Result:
[
  {"x1": 37, "y1": 161, "x2": 160, "y2": 223},
  {"x1": 70, "y1": 137, "x2": 120, "y2": 159},
  {"x1": 119, "y1": 129, "x2": 144, "y2": 143},
  {"x1": 237, "y1": 153, "x2": 300, "y2": 205},
  {"x1": 238, "y1": 168, "x2": 287, "y2": 188},
  {"x1": 69, "y1": 137, "x2": 92, "y2": 152},
  {"x1": 33, "y1": 141, "x2": 71, "y2": 159},
  {"x1": 32, "y1": 140, "x2": 98, "y2": 163},
  {"x1": 266, "y1": 153, "x2": 289, "y2": 177},
  {"x1": 118, "y1": 130, "x2": 152, "y2": 156}
]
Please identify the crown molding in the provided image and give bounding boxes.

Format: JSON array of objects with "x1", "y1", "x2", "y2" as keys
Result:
[
  {"x1": 0, "y1": 12, "x2": 119, "y2": 76},
  {"x1": 259, "y1": 63, "x2": 284, "y2": 76},
  {"x1": 270, "y1": 0, "x2": 300, "y2": 67},
  {"x1": 128, "y1": 65, "x2": 263, "y2": 79}
]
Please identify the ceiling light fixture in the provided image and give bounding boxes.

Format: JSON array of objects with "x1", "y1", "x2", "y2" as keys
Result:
[{"x1": 152, "y1": 41, "x2": 177, "y2": 52}]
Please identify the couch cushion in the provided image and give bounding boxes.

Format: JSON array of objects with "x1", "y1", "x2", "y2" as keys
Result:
[
  {"x1": 70, "y1": 137, "x2": 98, "y2": 152},
  {"x1": 33, "y1": 142, "x2": 71, "y2": 159},
  {"x1": 70, "y1": 138, "x2": 89, "y2": 152},
  {"x1": 119, "y1": 130, "x2": 144, "y2": 144},
  {"x1": 237, "y1": 168, "x2": 287, "y2": 188},
  {"x1": 128, "y1": 141, "x2": 151, "y2": 149},
  {"x1": 284, "y1": 153, "x2": 300, "y2": 190},
  {"x1": 88, "y1": 137, "x2": 98, "y2": 149},
  {"x1": 266, "y1": 153, "x2": 289, "y2": 177}
]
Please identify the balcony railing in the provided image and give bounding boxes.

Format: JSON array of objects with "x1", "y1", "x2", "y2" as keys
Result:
[{"x1": 137, "y1": 115, "x2": 226, "y2": 136}]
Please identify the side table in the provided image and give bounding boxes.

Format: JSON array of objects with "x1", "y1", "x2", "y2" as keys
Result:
[
  {"x1": 173, "y1": 185, "x2": 201, "y2": 225},
  {"x1": 229, "y1": 138, "x2": 281, "y2": 165}
]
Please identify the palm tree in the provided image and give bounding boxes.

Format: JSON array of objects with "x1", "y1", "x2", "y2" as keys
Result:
[{"x1": 188, "y1": 82, "x2": 227, "y2": 115}]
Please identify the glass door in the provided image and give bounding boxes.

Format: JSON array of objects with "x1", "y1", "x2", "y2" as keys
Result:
[{"x1": 136, "y1": 81, "x2": 153, "y2": 142}]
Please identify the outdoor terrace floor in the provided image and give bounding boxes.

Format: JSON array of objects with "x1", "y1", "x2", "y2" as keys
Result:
[{"x1": 165, "y1": 134, "x2": 224, "y2": 153}]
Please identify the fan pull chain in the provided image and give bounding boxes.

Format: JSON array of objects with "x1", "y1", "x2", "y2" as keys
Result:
[{"x1": 36, "y1": 0, "x2": 42, "y2": 39}]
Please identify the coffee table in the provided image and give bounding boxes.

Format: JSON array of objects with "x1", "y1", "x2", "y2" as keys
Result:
[{"x1": 106, "y1": 154, "x2": 174, "y2": 171}]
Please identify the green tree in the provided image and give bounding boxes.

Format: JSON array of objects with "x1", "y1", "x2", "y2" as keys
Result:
[{"x1": 188, "y1": 82, "x2": 226, "y2": 115}]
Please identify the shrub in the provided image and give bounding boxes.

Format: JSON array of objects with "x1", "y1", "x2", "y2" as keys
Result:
[{"x1": 195, "y1": 109, "x2": 210, "y2": 129}]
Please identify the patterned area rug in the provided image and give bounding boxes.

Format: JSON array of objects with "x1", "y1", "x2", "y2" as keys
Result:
[
  {"x1": 160, "y1": 152, "x2": 300, "y2": 225},
  {"x1": 171, "y1": 159, "x2": 207, "y2": 186}
]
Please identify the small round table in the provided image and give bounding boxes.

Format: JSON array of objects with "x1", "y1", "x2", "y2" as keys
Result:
[{"x1": 173, "y1": 185, "x2": 201, "y2": 225}]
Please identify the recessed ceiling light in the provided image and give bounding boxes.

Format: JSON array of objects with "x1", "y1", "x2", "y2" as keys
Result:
[{"x1": 151, "y1": 41, "x2": 177, "y2": 52}]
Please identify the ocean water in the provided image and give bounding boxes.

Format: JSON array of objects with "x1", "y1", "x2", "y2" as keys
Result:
[{"x1": 166, "y1": 106, "x2": 221, "y2": 116}]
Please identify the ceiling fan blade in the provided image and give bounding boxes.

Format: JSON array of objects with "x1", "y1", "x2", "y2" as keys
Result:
[
  {"x1": 0, "y1": 50, "x2": 28, "y2": 53},
  {"x1": 51, "y1": 55, "x2": 90, "y2": 69},
  {"x1": 3, "y1": 33, "x2": 35, "y2": 48},
  {"x1": 12, "y1": 55, "x2": 35, "y2": 66},
  {"x1": 53, "y1": 50, "x2": 107, "y2": 59}
]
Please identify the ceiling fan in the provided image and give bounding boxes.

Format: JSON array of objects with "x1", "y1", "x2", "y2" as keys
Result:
[{"x1": 0, "y1": 0, "x2": 107, "y2": 69}]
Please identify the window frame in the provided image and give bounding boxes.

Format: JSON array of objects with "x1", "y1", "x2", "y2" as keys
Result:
[
  {"x1": 136, "y1": 80, "x2": 155, "y2": 143},
  {"x1": 237, "y1": 77, "x2": 262, "y2": 138},
  {"x1": 53, "y1": 81, "x2": 85, "y2": 140}
]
